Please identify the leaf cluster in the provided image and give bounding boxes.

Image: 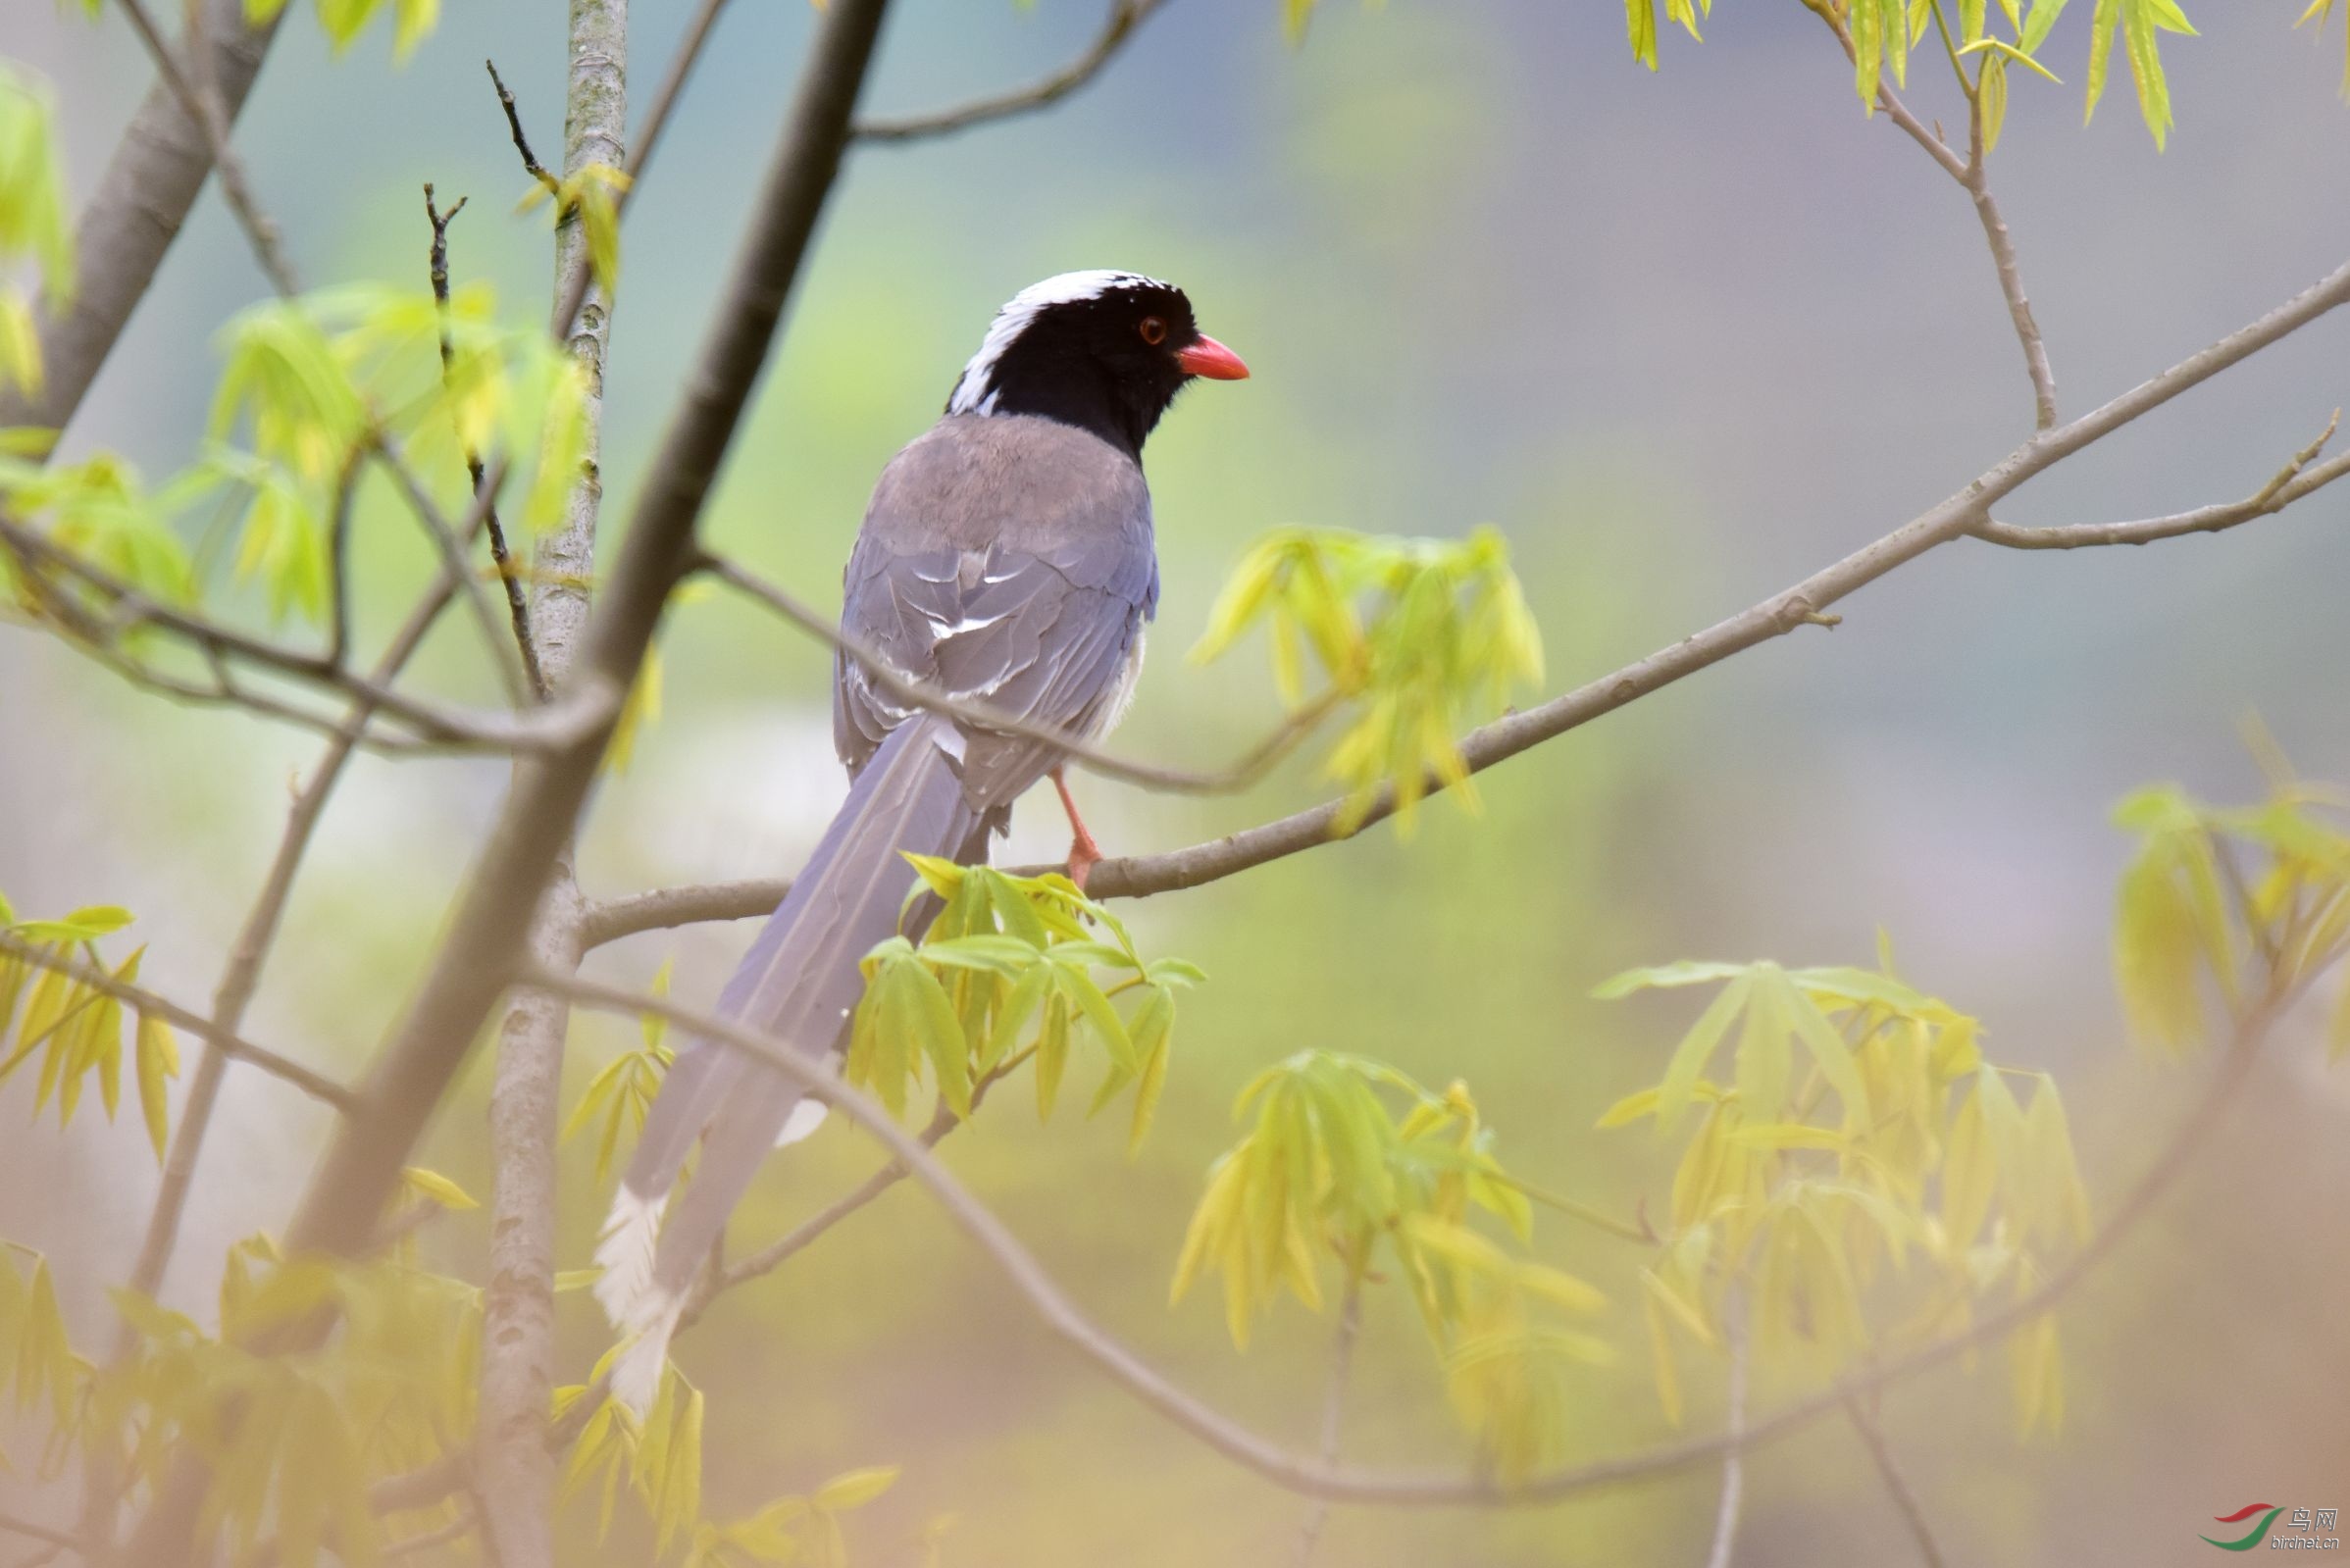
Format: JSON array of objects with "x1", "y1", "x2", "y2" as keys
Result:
[
  {"x1": 1627, "y1": 0, "x2": 2213, "y2": 150},
  {"x1": 2111, "y1": 781, "x2": 2350, "y2": 1054},
  {"x1": 1173, "y1": 1054, "x2": 1608, "y2": 1477},
  {"x1": 1599, "y1": 951, "x2": 2089, "y2": 1434},
  {"x1": 847, "y1": 858, "x2": 1202, "y2": 1149},
  {"x1": 101, "y1": 1232, "x2": 484, "y2": 1567},
  {"x1": 561, "y1": 1364, "x2": 898, "y2": 1567},
  {"x1": 0, "y1": 62, "x2": 74, "y2": 398},
  {"x1": 0, "y1": 893, "x2": 179, "y2": 1160},
  {"x1": 1191, "y1": 525, "x2": 1543, "y2": 832}
]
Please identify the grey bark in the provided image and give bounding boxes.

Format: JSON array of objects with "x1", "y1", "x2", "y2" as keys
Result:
[{"x1": 476, "y1": 2, "x2": 629, "y2": 1563}]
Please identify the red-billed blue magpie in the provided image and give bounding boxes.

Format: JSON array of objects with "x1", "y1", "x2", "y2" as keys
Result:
[{"x1": 596, "y1": 272, "x2": 1248, "y2": 1403}]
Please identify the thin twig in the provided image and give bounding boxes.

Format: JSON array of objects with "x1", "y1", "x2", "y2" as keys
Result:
[
  {"x1": 325, "y1": 447, "x2": 362, "y2": 669},
  {"x1": 107, "y1": 489, "x2": 500, "y2": 1349},
  {"x1": 109, "y1": 0, "x2": 300, "y2": 297},
  {"x1": 426, "y1": 184, "x2": 547, "y2": 700},
  {"x1": 539, "y1": 968, "x2": 2289, "y2": 1508},
  {"x1": 854, "y1": 0, "x2": 1166, "y2": 141},
  {"x1": 0, "y1": 934, "x2": 357, "y2": 1112},
  {"x1": 1291, "y1": 1275, "x2": 1363, "y2": 1567},
  {"x1": 1845, "y1": 1397, "x2": 1951, "y2": 1568},
  {"x1": 0, "y1": 508, "x2": 594, "y2": 751},
  {"x1": 1702, "y1": 1289, "x2": 1750, "y2": 1568},
  {"x1": 1807, "y1": 0, "x2": 2054, "y2": 428},
  {"x1": 372, "y1": 433, "x2": 530, "y2": 706},
  {"x1": 486, "y1": 61, "x2": 562, "y2": 195},
  {"x1": 632, "y1": 0, "x2": 733, "y2": 183},
  {"x1": 699, "y1": 551, "x2": 1337, "y2": 794},
  {"x1": 1974, "y1": 411, "x2": 2348, "y2": 549}
]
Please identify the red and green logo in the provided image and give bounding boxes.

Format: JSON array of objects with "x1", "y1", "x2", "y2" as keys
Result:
[{"x1": 2204, "y1": 1504, "x2": 2285, "y2": 1551}]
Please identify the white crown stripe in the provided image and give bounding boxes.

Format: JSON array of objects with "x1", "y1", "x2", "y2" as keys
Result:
[{"x1": 946, "y1": 270, "x2": 1172, "y2": 416}]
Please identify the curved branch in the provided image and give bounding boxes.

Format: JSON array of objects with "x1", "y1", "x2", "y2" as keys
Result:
[
  {"x1": 1973, "y1": 412, "x2": 2348, "y2": 550},
  {"x1": 537, "y1": 969, "x2": 2285, "y2": 1509},
  {"x1": 853, "y1": 0, "x2": 1165, "y2": 142},
  {"x1": 0, "y1": 934, "x2": 357, "y2": 1113},
  {"x1": 1845, "y1": 1397, "x2": 1950, "y2": 1568},
  {"x1": 699, "y1": 552, "x2": 1335, "y2": 794}
]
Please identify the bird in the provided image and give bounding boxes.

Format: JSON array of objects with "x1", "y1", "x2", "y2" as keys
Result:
[{"x1": 594, "y1": 270, "x2": 1249, "y2": 1406}]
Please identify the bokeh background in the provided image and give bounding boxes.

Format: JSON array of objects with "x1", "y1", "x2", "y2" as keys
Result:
[{"x1": 7, "y1": 1, "x2": 2350, "y2": 1562}]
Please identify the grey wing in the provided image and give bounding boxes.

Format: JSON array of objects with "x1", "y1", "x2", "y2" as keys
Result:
[{"x1": 832, "y1": 531, "x2": 1156, "y2": 810}]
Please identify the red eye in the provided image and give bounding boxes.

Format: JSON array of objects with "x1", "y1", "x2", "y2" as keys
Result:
[{"x1": 1139, "y1": 316, "x2": 1168, "y2": 346}]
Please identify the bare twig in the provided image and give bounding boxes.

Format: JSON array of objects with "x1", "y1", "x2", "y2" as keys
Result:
[
  {"x1": 542, "y1": 968, "x2": 2289, "y2": 1508},
  {"x1": 1964, "y1": 91, "x2": 2058, "y2": 430},
  {"x1": 1702, "y1": 1290, "x2": 1750, "y2": 1568},
  {"x1": 372, "y1": 435, "x2": 531, "y2": 706},
  {"x1": 632, "y1": 0, "x2": 734, "y2": 182},
  {"x1": 107, "y1": 0, "x2": 300, "y2": 298},
  {"x1": 1845, "y1": 1397, "x2": 1951, "y2": 1568},
  {"x1": 1291, "y1": 1275, "x2": 1363, "y2": 1568},
  {"x1": 426, "y1": 185, "x2": 547, "y2": 700},
  {"x1": 854, "y1": 0, "x2": 1166, "y2": 142},
  {"x1": 0, "y1": 934, "x2": 355, "y2": 1112},
  {"x1": 1016, "y1": 254, "x2": 2350, "y2": 902},
  {"x1": 325, "y1": 450, "x2": 362, "y2": 670},
  {"x1": 699, "y1": 552, "x2": 1337, "y2": 794},
  {"x1": 1807, "y1": 0, "x2": 2055, "y2": 428},
  {"x1": 0, "y1": 508, "x2": 595, "y2": 752},
  {"x1": 1973, "y1": 412, "x2": 2349, "y2": 549},
  {"x1": 486, "y1": 61, "x2": 563, "y2": 196},
  {"x1": 690, "y1": 1098, "x2": 957, "y2": 1319}
]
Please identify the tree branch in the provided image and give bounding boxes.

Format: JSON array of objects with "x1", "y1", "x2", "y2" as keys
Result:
[
  {"x1": 0, "y1": 503, "x2": 593, "y2": 753},
  {"x1": 1973, "y1": 410, "x2": 2348, "y2": 549},
  {"x1": 698, "y1": 552, "x2": 1336, "y2": 794},
  {"x1": 546, "y1": 0, "x2": 738, "y2": 347},
  {"x1": 115, "y1": 2, "x2": 897, "y2": 1555},
  {"x1": 541, "y1": 968, "x2": 2289, "y2": 1508},
  {"x1": 578, "y1": 878, "x2": 790, "y2": 947},
  {"x1": 109, "y1": 0, "x2": 299, "y2": 297},
  {"x1": 1845, "y1": 1397, "x2": 1950, "y2": 1568},
  {"x1": 425, "y1": 185, "x2": 547, "y2": 700},
  {"x1": 1807, "y1": 0, "x2": 2055, "y2": 428},
  {"x1": 0, "y1": 0, "x2": 282, "y2": 441},
  {"x1": 1291, "y1": 1275, "x2": 1362, "y2": 1568},
  {"x1": 1702, "y1": 1290, "x2": 1750, "y2": 1568},
  {"x1": 0, "y1": 934, "x2": 355, "y2": 1112},
  {"x1": 853, "y1": 0, "x2": 1166, "y2": 142},
  {"x1": 475, "y1": 6, "x2": 629, "y2": 1563}
]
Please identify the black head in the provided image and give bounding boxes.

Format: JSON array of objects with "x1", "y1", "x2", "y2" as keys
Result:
[{"x1": 945, "y1": 271, "x2": 1249, "y2": 460}]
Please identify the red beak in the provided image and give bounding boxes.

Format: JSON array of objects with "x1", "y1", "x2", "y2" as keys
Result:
[{"x1": 1177, "y1": 334, "x2": 1250, "y2": 380}]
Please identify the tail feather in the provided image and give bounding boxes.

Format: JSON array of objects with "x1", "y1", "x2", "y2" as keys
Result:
[{"x1": 594, "y1": 714, "x2": 983, "y2": 1402}]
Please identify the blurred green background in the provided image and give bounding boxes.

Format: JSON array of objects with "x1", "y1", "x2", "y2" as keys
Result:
[{"x1": 6, "y1": 1, "x2": 2350, "y2": 1562}]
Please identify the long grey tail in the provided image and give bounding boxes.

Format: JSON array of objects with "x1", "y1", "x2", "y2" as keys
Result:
[{"x1": 594, "y1": 713, "x2": 982, "y2": 1407}]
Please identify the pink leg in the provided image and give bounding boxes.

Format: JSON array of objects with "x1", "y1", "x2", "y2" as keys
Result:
[{"x1": 1049, "y1": 767, "x2": 1102, "y2": 891}]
